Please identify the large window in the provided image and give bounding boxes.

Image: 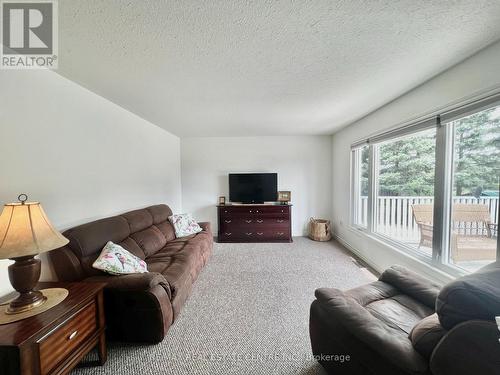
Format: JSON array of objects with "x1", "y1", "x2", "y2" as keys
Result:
[
  {"x1": 351, "y1": 98, "x2": 500, "y2": 274},
  {"x1": 374, "y1": 128, "x2": 436, "y2": 255},
  {"x1": 445, "y1": 106, "x2": 500, "y2": 272}
]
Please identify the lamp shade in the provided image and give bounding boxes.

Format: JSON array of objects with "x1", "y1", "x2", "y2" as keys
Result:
[{"x1": 0, "y1": 201, "x2": 69, "y2": 259}]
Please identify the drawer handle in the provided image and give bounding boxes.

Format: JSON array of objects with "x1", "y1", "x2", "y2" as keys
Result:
[
  {"x1": 245, "y1": 220, "x2": 252, "y2": 223},
  {"x1": 245, "y1": 232, "x2": 253, "y2": 236},
  {"x1": 277, "y1": 219, "x2": 284, "y2": 223},
  {"x1": 225, "y1": 232, "x2": 232, "y2": 236},
  {"x1": 249, "y1": 210, "x2": 252, "y2": 213},
  {"x1": 224, "y1": 220, "x2": 232, "y2": 223},
  {"x1": 257, "y1": 232, "x2": 264, "y2": 236},
  {"x1": 68, "y1": 330, "x2": 78, "y2": 340},
  {"x1": 276, "y1": 232, "x2": 284, "y2": 236},
  {"x1": 256, "y1": 210, "x2": 259, "y2": 213},
  {"x1": 256, "y1": 219, "x2": 263, "y2": 223},
  {"x1": 281, "y1": 210, "x2": 284, "y2": 213}
]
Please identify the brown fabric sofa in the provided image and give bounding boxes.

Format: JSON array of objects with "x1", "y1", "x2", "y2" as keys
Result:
[
  {"x1": 309, "y1": 262, "x2": 500, "y2": 375},
  {"x1": 49, "y1": 204, "x2": 213, "y2": 343}
]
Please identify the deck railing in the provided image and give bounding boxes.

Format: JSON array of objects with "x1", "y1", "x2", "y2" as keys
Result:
[{"x1": 355, "y1": 196, "x2": 499, "y2": 242}]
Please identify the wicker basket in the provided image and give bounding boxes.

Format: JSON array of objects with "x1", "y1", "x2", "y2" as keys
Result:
[{"x1": 308, "y1": 218, "x2": 332, "y2": 242}]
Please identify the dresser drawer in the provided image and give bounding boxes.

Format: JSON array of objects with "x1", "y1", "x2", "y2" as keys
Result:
[
  {"x1": 220, "y1": 217, "x2": 288, "y2": 226},
  {"x1": 38, "y1": 302, "x2": 97, "y2": 374}
]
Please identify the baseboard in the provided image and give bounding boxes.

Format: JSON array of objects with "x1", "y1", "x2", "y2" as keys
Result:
[{"x1": 334, "y1": 234, "x2": 385, "y2": 275}]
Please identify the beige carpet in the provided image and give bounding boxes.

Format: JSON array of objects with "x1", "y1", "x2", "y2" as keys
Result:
[{"x1": 74, "y1": 237, "x2": 373, "y2": 375}]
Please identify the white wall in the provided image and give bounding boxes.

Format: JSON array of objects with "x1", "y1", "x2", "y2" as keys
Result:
[
  {"x1": 181, "y1": 136, "x2": 332, "y2": 236},
  {"x1": 331, "y1": 40, "x2": 500, "y2": 284},
  {"x1": 0, "y1": 70, "x2": 182, "y2": 297}
]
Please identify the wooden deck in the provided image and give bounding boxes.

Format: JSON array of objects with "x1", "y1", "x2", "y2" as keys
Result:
[{"x1": 356, "y1": 196, "x2": 499, "y2": 273}]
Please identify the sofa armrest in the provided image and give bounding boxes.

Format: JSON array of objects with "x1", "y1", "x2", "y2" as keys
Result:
[
  {"x1": 84, "y1": 272, "x2": 171, "y2": 299},
  {"x1": 199, "y1": 221, "x2": 212, "y2": 234},
  {"x1": 314, "y1": 288, "x2": 428, "y2": 373},
  {"x1": 430, "y1": 320, "x2": 500, "y2": 375},
  {"x1": 379, "y1": 265, "x2": 441, "y2": 309}
]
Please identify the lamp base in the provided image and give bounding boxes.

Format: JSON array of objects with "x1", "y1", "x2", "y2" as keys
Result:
[
  {"x1": 0, "y1": 288, "x2": 68, "y2": 324},
  {"x1": 5, "y1": 291, "x2": 47, "y2": 315},
  {"x1": 7, "y1": 255, "x2": 45, "y2": 315}
]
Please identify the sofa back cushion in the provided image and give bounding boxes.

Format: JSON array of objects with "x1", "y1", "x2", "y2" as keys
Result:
[
  {"x1": 63, "y1": 216, "x2": 131, "y2": 277},
  {"x1": 379, "y1": 265, "x2": 440, "y2": 309},
  {"x1": 436, "y1": 262, "x2": 500, "y2": 330},
  {"x1": 60, "y1": 204, "x2": 175, "y2": 278}
]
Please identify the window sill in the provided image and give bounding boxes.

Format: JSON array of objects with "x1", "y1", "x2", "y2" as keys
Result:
[{"x1": 344, "y1": 225, "x2": 466, "y2": 282}]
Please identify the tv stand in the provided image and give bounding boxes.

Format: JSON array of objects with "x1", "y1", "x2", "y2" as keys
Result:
[{"x1": 217, "y1": 204, "x2": 292, "y2": 243}]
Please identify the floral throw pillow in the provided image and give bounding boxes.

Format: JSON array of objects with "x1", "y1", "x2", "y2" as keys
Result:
[
  {"x1": 168, "y1": 213, "x2": 203, "y2": 238},
  {"x1": 92, "y1": 241, "x2": 148, "y2": 275}
]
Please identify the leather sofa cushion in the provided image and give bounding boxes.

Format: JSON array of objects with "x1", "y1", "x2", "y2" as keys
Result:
[
  {"x1": 380, "y1": 265, "x2": 440, "y2": 309},
  {"x1": 343, "y1": 281, "x2": 433, "y2": 334},
  {"x1": 315, "y1": 287, "x2": 429, "y2": 373},
  {"x1": 409, "y1": 313, "x2": 447, "y2": 359},
  {"x1": 436, "y1": 263, "x2": 500, "y2": 330}
]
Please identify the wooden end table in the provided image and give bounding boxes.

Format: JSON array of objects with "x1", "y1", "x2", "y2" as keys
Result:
[{"x1": 0, "y1": 282, "x2": 107, "y2": 375}]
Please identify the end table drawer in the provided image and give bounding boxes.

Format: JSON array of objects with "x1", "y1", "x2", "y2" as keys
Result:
[{"x1": 38, "y1": 302, "x2": 97, "y2": 374}]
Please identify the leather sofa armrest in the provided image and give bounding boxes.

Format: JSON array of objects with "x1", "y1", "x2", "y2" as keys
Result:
[
  {"x1": 316, "y1": 289, "x2": 428, "y2": 373},
  {"x1": 430, "y1": 320, "x2": 500, "y2": 375},
  {"x1": 84, "y1": 272, "x2": 172, "y2": 299},
  {"x1": 379, "y1": 265, "x2": 441, "y2": 309},
  {"x1": 199, "y1": 222, "x2": 212, "y2": 234}
]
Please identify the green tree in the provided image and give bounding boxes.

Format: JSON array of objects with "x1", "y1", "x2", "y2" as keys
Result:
[
  {"x1": 453, "y1": 108, "x2": 500, "y2": 196},
  {"x1": 372, "y1": 106, "x2": 500, "y2": 197},
  {"x1": 378, "y1": 129, "x2": 436, "y2": 196}
]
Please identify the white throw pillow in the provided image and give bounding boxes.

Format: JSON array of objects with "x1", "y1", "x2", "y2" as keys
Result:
[
  {"x1": 92, "y1": 241, "x2": 148, "y2": 275},
  {"x1": 168, "y1": 213, "x2": 203, "y2": 238}
]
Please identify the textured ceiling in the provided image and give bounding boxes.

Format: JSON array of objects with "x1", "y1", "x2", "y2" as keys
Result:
[{"x1": 58, "y1": 1, "x2": 500, "y2": 137}]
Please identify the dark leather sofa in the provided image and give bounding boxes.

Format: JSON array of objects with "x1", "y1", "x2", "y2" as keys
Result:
[
  {"x1": 49, "y1": 204, "x2": 213, "y2": 343},
  {"x1": 309, "y1": 262, "x2": 500, "y2": 375}
]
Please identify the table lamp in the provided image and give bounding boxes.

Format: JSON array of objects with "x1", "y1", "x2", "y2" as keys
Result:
[{"x1": 0, "y1": 194, "x2": 69, "y2": 315}]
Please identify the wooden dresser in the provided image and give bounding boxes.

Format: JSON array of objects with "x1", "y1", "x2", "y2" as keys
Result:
[
  {"x1": 217, "y1": 204, "x2": 292, "y2": 243},
  {"x1": 0, "y1": 282, "x2": 107, "y2": 375}
]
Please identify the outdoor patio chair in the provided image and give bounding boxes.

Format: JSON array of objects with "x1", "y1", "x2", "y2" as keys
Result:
[{"x1": 412, "y1": 203, "x2": 497, "y2": 262}]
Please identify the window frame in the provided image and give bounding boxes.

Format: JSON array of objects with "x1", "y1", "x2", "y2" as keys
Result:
[
  {"x1": 349, "y1": 92, "x2": 500, "y2": 275},
  {"x1": 350, "y1": 145, "x2": 369, "y2": 229}
]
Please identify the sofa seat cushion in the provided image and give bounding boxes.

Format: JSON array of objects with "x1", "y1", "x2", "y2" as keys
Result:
[
  {"x1": 365, "y1": 294, "x2": 433, "y2": 334},
  {"x1": 409, "y1": 313, "x2": 447, "y2": 359},
  {"x1": 145, "y1": 235, "x2": 207, "y2": 300},
  {"x1": 342, "y1": 281, "x2": 434, "y2": 334},
  {"x1": 314, "y1": 287, "x2": 429, "y2": 373}
]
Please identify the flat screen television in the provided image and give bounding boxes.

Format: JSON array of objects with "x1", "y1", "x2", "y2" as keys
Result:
[{"x1": 229, "y1": 173, "x2": 278, "y2": 204}]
